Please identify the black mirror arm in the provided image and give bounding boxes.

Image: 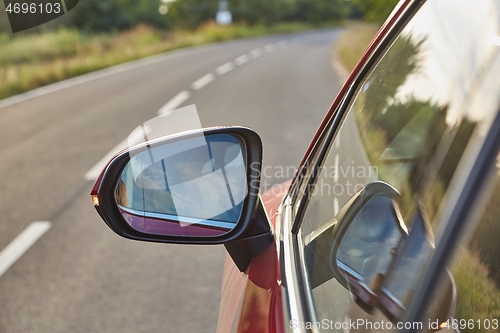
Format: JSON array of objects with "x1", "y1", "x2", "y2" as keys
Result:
[{"x1": 224, "y1": 195, "x2": 274, "y2": 272}]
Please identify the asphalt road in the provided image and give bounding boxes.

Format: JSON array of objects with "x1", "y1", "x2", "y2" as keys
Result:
[{"x1": 0, "y1": 29, "x2": 343, "y2": 333}]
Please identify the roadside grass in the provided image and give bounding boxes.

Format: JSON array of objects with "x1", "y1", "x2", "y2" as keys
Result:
[
  {"x1": 335, "y1": 21, "x2": 379, "y2": 71},
  {"x1": 334, "y1": 22, "x2": 380, "y2": 183},
  {"x1": 0, "y1": 22, "x2": 333, "y2": 101}
]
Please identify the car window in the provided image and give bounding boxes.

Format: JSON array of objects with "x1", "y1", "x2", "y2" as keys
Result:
[{"x1": 298, "y1": 0, "x2": 500, "y2": 330}]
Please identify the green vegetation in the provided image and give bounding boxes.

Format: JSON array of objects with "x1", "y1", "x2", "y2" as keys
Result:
[
  {"x1": 337, "y1": 30, "x2": 429, "y2": 224},
  {"x1": 469, "y1": 179, "x2": 500, "y2": 286},
  {"x1": 349, "y1": 0, "x2": 400, "y2": 23},
  {"x1": 0, "y1": 0, "x2": 400, "y2": 100},
  {"x1": 335, "y1": 22, "x2": 379, "y2": 71},
  {"x1": 450, "y1": 177, "x2": 500, "y2": 333},
  {"x1": 0, "y1": 22, "x2": 317, "y2": 100},
  {"x1": 63, "y1": 0, "x2": 350, "y2": 31},
  {"x1": 61, "y1": 0, "x2": 392, "y2": 32},
  {"x1": 452, "y1": 248, "x2": 500, "y2": 333},
  {"x1": 332, "y1": 0, "x2": 398, "y2": 70}
]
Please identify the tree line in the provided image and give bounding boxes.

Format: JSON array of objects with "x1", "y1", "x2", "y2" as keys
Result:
[{"x1": 0, "y1": 0, "x2": 399, "y2": 33}]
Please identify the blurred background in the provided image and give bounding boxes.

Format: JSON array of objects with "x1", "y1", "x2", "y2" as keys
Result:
[
  {"x1": 0, "y1": 0, "x2": 397, "y2": 332},
  {"x1": 0, "y1": 0, "x2": 397, "y2": 100}
]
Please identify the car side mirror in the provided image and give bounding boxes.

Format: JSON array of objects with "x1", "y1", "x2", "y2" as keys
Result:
[{"x1": 90, "y1": 126, "x2": 273, "y2": 272}]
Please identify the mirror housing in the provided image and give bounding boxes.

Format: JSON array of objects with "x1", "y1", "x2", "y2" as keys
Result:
[{"x1": 90, "y1": 126, "x2": 273, "y2": 272}]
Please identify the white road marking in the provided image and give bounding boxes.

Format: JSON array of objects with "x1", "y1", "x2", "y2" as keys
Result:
[
  {"x1": 263, "y1": 44, "x2": 275, "y2": 53},
  {"x1": 0, "y1": 222, "x2": 52, "y2": 277},
  {"x1": 264, "y1": 44, "x2": 276, "y2": 53},
  {"x1": 84, "y1": 125, "x2": 152, "y2": 181},
  {"x1": 84, "y1": 37, "x2": 301, "y2": 181},
  {"x1": 235, "y1": 54, "x2": 249, "y2": 65},
  {"x1": 192, "y1": 73, "x2": 215, "y2": 90},
  {"x1": 250, "y1": 48, "x2": 263, "y2": 58},
  {"x1": 157, "y1": 90, "x2": 191, "y2": 115},
  {"x1": 276, "y1": 40, "x2": 289, "y2": 49},
  {"x1": 215, "y1": 62, "x2": 235, "y2": 76},
  {"x1": 0, "y1": 35, "x2": 304, "y2": 110},
  {"x1": 0, "y1": 45, "x2": 223, "y2": 110},
  {"x1": 84, "y1": 139, "x2": 129, "y2": 181}
]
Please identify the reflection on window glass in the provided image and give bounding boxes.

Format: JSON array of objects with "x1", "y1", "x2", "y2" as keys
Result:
[
  {"x1": 381, "y1": 211, "x2": 434, "y2": 308},
  {"x1": 438, "y1": 170, "x2": 500, "y2": 333},
  {"x1": 299, "y1": 0, "x2": 500, "y2": 330},
  {"x1": 337, "y1": 195, "x2": 404, "y2": 286}
]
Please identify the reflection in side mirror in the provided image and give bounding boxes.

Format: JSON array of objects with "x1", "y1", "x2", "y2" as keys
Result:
[
  {"x1": 304, "y1": 182, "x2": 405, "y2": 292},
  {"x1": 115, "y1": 133, "x2": 247, "y2": 237},
  {"x1": 336, "y1": 195, "x2": 407, "y2": 304}
]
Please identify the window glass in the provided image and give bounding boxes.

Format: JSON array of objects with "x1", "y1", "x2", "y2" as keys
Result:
[
  {"x1": 336, "y1": 195, "x2": 403, "y2": 285},
  {"x1": 298, "y1": 0, "x2": 500, "y2": 331},
  {"x1": 428, "y1": 160, "x2": 500, "y2": 333}
]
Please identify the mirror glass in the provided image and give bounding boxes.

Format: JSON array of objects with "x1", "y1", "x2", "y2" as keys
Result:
[
  {"x1": 115, "y1": 133, "x2": 247, "y2": 237},
  {"x1": 336, "y1": 195, "x2": 406, "y2": 287}
]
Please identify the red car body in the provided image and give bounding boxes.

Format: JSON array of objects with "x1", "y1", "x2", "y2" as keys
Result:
[{"x1": 217, "y1": 182, "x2": 289, "y2": 333}]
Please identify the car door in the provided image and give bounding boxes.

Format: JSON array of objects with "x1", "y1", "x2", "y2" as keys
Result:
[{"x1": 279, "y1": 0, "x2": 500, "y2": 332}]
